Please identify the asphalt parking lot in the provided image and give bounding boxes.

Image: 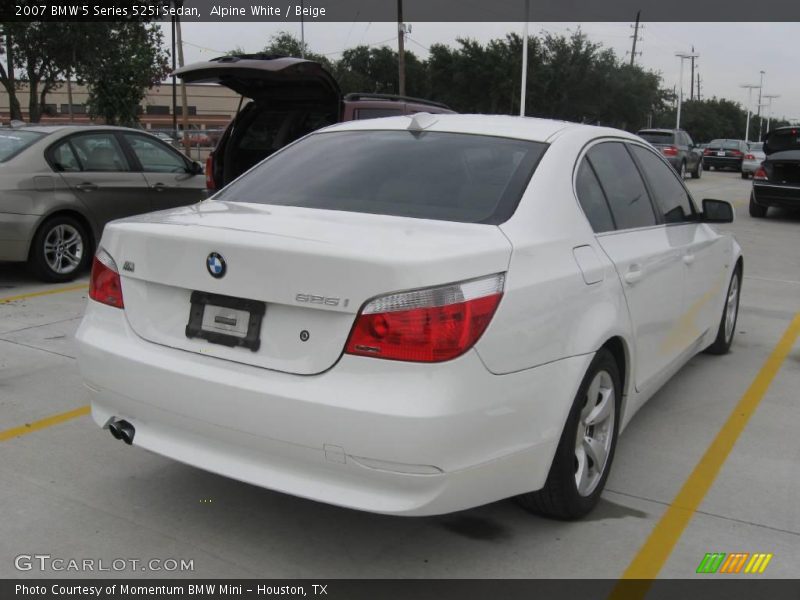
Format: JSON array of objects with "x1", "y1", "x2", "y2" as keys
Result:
[{"x1": 1, "y1": 169, "x2": 798, "y2": 580}]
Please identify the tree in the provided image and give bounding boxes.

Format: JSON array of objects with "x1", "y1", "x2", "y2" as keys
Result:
[
  {"x1": 262, "y1": 31, "x2": 332, "y2": 68},
  {"x1": 75, "y1": 23, "x2": 169, "y2": 126}
]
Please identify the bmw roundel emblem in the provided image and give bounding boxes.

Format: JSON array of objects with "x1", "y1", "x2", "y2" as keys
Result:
[{"x1": 206, "y1": 252, "x2": 226, "y2": 278}]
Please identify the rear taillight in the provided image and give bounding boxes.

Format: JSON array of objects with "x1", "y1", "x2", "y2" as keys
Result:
[
  {"x1": 703, "y1": 148, "x2": 712, "y2": 155},
  {"x1": 754, "y1": 166, "x2": 768, "y2": 180},
  {"x1": 745, "y1": 153, "x2": 755, "y2": 160},
  {"x1": 89, "y1": 248, "x2": 124, "y2": 309},
  {"x1": 662, "y1": 146, "x2": 679, "y2": 157},
  {"x1": 345, "y1": 273, "x2": 505, "y2": 363},
  {"x1": 205, "y1": 154, "x2": 215, "y2": 191},
  {"x1": 731, "y1": 150, "x2": 743, "y2": 157}
]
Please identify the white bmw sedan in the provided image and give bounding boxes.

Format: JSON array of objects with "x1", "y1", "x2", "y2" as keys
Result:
[{"x1": 76, "y1": 114, "x2": 742, "y2": 519}]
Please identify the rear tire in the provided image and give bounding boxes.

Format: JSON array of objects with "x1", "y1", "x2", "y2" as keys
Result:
[
  {"x1": 705, "y1": 266, "x2": 742, "y2": 355},
  {"x1": 749, "y1": 193, "x2": 767, "y2": 218},
  {"x1": 692, "y1": 160, "x2": 702, "y2": 179},
  {"x1": 517, "y1": 349, "x2": 621, "y2": 520},
  {"x1": 29, "y1": 215, "x2": 89, "y2": 282},
  {"x1": 741, "y1": 171, "x2": 750, "y2": 179},
  {"x1": 679, "y1": 161, "x2": 687, "y2": 179}
]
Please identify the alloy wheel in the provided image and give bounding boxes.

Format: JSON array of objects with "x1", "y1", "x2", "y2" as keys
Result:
[
  {"x1": 574, "y1": 370, "x2": 616, "y2": 497},
  {"x1": 43, "y1": 224, "x2": 83, "y2": 275}
]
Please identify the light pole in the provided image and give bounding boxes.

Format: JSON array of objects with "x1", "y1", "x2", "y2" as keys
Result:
[
  {"x1": 675, "y1": 51, "x2": 698, "y2": 129},
  {"x1": 763, "y1": 94, "x2": 780, "y2": 133},
  {"x1": 740, "y1": 83, "x2": 760, "y2": 142}
]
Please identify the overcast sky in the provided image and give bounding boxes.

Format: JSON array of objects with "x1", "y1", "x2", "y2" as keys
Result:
[{"x1": 165, "y1": 21, "x2": 799, "y2": 122}]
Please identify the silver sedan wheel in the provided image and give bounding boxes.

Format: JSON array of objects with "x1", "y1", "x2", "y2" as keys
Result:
[
  {"x1": 43, "y1": 224, "x2": 84, "y2": 275},
  {"x1": 724, "y1": 273, "x2": 740, "y2": 344},
  {"x1": 574, "y1": 370, "x2": 616, "y2": 497}
]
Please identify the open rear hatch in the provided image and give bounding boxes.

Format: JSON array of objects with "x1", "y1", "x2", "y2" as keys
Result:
[
  {"x1": 173, "y1": 54, "x2": 341, "y2": 107},
  {"x1": 761, "y1": 127, "x2": 800, "y2": 184},
  {"x1": 101, "y1": 202, "x2": 512, "y2": 375}
]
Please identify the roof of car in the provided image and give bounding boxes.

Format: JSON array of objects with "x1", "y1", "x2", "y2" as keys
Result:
[
  {"x1": 323, "y1": 114, "x2": 638, "y2": 144},
  {"x1": 4, "y1": 125, "x2": 146, "y2": 135}
]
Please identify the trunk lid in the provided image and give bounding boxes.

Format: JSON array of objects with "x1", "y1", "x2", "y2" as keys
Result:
[
  {"x1": 101, "y1": 202, "x2": 512, "y2": 375},
  {"x1": 173, "y1": 54, "x2": 341, "y2": 106}
]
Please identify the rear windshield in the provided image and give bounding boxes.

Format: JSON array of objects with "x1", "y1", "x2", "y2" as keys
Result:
[
  {"x1": 216, "y1": 130, "x2": 547, "y2": 224},
  {"x1": 707, "y1": 139, "x2": 725, "y2": 148},
  {"x1": 748, "y1": 142, "x2": 763, "y2": 152},
  {"x1": 638, "y1": 131, "x2": 674, "y2": 144},
  {"x1": 765, "y1": 129, "x2": 800, "y2": 154},
  {"x1": 722, "y1": 140, "x2": 742, "y2": 150},
  {"x1": 0, "y1": 130, "x2": 44, "y2": 162}
]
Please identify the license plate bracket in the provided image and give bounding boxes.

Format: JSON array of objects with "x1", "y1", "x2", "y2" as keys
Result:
[{"x1": 185, "y1": 291, "x2": 265, "y2": 352}]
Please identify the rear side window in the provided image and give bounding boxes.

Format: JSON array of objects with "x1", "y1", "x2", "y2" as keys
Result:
[
  {"x1": 575, "y1": 159, "x2": 615, "y2": 233},
  {"x1": 0, "y1": 130, "x2": 44, "y2": 162},
  {"x1": 216, "y1": 130, "x2": 547, "y2": 224},
  {"x1": 587, "y1": 142, "x2": 657, "y2": 230},
  {"x1": 638, "y1": 131, "x2": 674, "y2": 145},
  {"x1": 630, "y1": 145, "x2": 695, "y2": 223}
]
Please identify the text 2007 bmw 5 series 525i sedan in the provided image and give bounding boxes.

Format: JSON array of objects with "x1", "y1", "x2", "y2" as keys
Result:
[{"x1": 76, "y1": 114, "x2": 742, "y2": 519}]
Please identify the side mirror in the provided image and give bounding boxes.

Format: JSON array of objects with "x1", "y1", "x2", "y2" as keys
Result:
[
  {"x1": 187, "y1": 161, "x2": 203, "y2": 175},
  {"x1": 701, "y1": 199, "x2": 734, "y2": 223}
]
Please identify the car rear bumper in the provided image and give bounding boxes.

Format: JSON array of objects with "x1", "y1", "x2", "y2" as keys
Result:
[
  {"x1": 741, "y1": 159, "x2": 762, "y2": 174},
  {"x1": 702, "y1": 156, "x2": 742, "y2": 170},
  {"x1": 752, "y1": 183, "x2": 800, "y2": 209},
  {"x1": 76, "y1": 301, "x2": 590, "y2": 516},
  {"x1": 0, "y1": 212, "x2": 37, "y2": 261}
]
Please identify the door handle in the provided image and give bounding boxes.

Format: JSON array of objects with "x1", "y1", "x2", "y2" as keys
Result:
[
  {"x1": 75, "y1": 182, "x2": 98, "y2": 192},
  {"x1": 683, "y1": 253, "x2": 696, "y2": 265},
  {"x1": 152, "y1": 183, "x2": 168, "y2": 192},
  {"x1": 623, "y1": 265, "x2": 643, "y2": 285}
]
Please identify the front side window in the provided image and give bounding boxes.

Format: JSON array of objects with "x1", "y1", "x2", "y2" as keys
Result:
[
  {"x1": 124, "y1": 133, "x2": 187, "y2": 173},
  {"x1": 216, "y1": 130, "x2": 547, "y2": 224},
  {"x1": 630, "y1": 145, "x2": 695, "y2": 223},
  {"x1": 586, "y1": 142, "x2": 657, "y2": 230}
]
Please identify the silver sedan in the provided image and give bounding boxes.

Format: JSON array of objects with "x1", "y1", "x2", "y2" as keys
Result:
[
  {"x1": 0, "y1": 125, "x2": 206, "y2": 281},
  {"x1": 741, "y1": 142, "x2": 766, "y2": 179}
]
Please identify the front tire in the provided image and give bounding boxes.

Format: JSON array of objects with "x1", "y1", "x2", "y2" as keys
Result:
[
  {"x1": 749, "y1": 193, "x2": 767, "y2": 218},
  {"x1": 29, "y1": 215, "x2": 89, "y2": 282},
  {"x1": 518, "y1": 349, "x2": 621, "y2": 520},
  {"x1": 705, "y1": 267, "x2": 742, "y2": 355}
]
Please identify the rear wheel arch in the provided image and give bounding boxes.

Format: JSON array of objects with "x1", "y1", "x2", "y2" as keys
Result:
[{"x1": 599, "y1": 336, "x2": 630, "y2": 418}]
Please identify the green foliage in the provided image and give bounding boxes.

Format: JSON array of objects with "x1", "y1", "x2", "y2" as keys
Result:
[
  {"x1": 76, "y1": 23, "x2": 170, "y2": 126},
  {"x1": 262, "y1": 31, "x2": 332, "y2": 69}
]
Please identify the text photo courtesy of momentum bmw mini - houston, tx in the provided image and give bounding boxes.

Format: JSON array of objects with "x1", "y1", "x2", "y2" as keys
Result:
[{"x1": 1, "y1": 0, "x2": 799, "y2": 598}]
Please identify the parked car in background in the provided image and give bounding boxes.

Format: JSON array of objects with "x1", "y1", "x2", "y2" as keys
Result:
[
  {"x1": 174, "y1": 54, "x2": 455, "y2": 192},
  {"x1": 702, "y1": 139, "x2": 748, "y2": 172},
  {"x1": 76, "y1": 114, "x2": 741, "y2": 520},
  {"x1": 741, "y1": 142, "x2": 766, "y2": 179},
  {"x1": 0, "y1": 126, "x2": 206, "y2": 282},
  {"x1": 750, "y1": 126, "x2": 800, "y2": 217},
  {"x1": 636, "y1": 128, "x2": 703, "y2": 179}
]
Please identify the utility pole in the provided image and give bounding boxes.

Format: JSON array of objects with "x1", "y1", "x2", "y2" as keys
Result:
[
  {"x1": 175, "y1": 14, "x2": 190, "y2": 156},
  {"x1": 397, "y1": 0, "x2": 405, "y2": 96},
  {"x1": 696, "y1": 73, "x2": 701, "y2": 101},
  {"x1": 675, "y1": 51, "x2": 698, "y2": 130},
  {"x1": 757, "y1": 70, "x2": 765, "y2": 138},
  {"x1": 300, "y1": 0, "x2": 305, "y2": 58},
  {"x1": 629, "y1": 10, "x2": 641, "y2": 67},
  {"x1": 690, "y1": 46, "x2": 695, "y2": 100},
  {"x1": 520, "y1": 0, "x2": 529, "y2": 116},
  {"x1": 171, "y1": 16, "x2": 177, "y2": 138}
]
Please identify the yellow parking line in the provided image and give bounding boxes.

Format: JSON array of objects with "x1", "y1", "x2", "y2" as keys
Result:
[
  {"x1": 0, "y1": 405, "x2": 90, "y2": 442},
  {"x1": 611, "y1": 312, "x2": 800, "y2": 595},
  {"x1": 0, "y1": 283, "x2": 88, "y2": 304}
]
